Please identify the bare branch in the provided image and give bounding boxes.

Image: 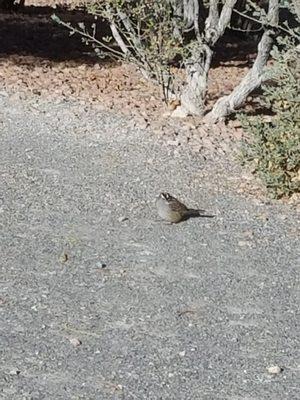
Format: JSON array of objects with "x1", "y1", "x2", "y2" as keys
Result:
[
  {"x1": 205, "y1": 0, "x2": 237, "y2": 45},
  {"x1": 117, "y1": 10, "x2": 143, "y2": 51},
  {"x1": 110, "y1": 22, "x2": 130, "y2": 55},
  {"x1": 205, "y1": 0, "x2": 219, "y2": 36},
  {"x1": 208, "y1": 0, "x2": 219, "y2": 24},
  {"x1": 233, "y1": 6, "x2": 299, "y2": 39},
  {"x1": 204, "y1": 0, "x2": 279, "y2": 123},
  {"x1": 267, "y1": 0, "x2": 279, "y2": 27},
  {"x1": 217, "y1": 0, "x2": 238, "y2": 39},
  {"x1": 183, "y1": 0, "x2": 198, "y2": 31},
  {"x1": 52, "y1": 16, "x2": 125, "y2": 59},
  {"x1": 115, "y1": 9, "x2": 154, "y2": 70},
  {"x1": 193, "y1": 0, "x2": 201, "y2": 42}
]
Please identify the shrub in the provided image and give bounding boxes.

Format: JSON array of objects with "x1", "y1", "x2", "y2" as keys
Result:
[
  {"x1": 53, "y1": 0, "x2": 188, "y2": 103},
  {"x1": 240, "y1": 34, "x2": 300, "y2": 198},
  {"x1": 53, "y1": 1, "x2": 271, "y2": 120}
]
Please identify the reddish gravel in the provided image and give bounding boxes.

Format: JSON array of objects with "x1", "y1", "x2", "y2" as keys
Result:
[{"x1": 0, "y1": 0, "x2": 258, "y2": 160}]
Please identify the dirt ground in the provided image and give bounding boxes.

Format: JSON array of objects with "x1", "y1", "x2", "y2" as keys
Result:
[
  {"x1": 0, "y1": 1, "x2": 257, "y2": 146},
  {"x1": 1, "y1": 84, "x2": 299, "y2": 400},
  {"x1": 3, "y1": 0, "x2": 297, "y2": 206},
  {"x1": 1, "y1": 8, "x2": 299, "y2": 398}
]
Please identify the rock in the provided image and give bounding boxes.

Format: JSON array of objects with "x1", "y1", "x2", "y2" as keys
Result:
[
  {"x1": 9, "y1": 369, "x2": 21, "y2": 375},
  {"x1": 166, "y1": 138, "x2": 180, "y2": 147},
  {"x1": 238, "y1": 240, "x2": 251, "y2": 247},
  {"x1": 171, "y1": 106, "x2": 189, "y2": 118},
  {"x1": 69, "y1": 338, "x2": 82, "y2": 347},
  {"x1": 118, "y1": 216, "x2": 128, "y2": 222},
  {"x1": 267, "y1": 365, "x2": 283, "y2": 374},
  {"x1": 135, "y1": 117, "x2": 149, "y2": 129},
  {"x1": 288, "y1": 192, "x2": 300, "y2": 206},
  {"x1": 167, "y1": 99, "x2": 180, "y2": 111},
  {"x1": 96, "y1": 261, "x2": 107, "y2": 269},
  {"x1": 59, "y1": 252, "x2": 69, "y2": 263}
]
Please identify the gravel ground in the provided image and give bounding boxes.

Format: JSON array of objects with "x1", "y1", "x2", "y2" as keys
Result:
[{"x1": 0, "y1": 92, "x2": 299, "y2": 400}]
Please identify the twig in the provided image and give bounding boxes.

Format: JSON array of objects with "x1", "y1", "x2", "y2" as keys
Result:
[
  {"x1": 110, "y1": 21, "x2": 130, "y2": 55},
  {"x1": 233, "y1": 8, "x2": 300, "y2": 39},
  {"x1": 52, "y1": 15, "x2": 125, "y2": 59},
  {"x1": 193, "y1": 0, "x2": 201, "y2": 43}
]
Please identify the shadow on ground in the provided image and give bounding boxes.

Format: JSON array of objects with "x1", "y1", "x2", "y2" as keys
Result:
[
  {"x1": 0, "y1": 3, "x2": 259, "y2": 67},
  {"x1": 0, "y1": 4, "x2": 111, "y2": 62}
]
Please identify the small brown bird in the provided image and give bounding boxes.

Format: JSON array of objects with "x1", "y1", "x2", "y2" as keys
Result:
[{"x1": 156, "y1": 192, "x2": 205, "y2": 223}]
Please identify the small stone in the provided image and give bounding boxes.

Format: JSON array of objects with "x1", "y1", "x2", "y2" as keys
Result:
[
  {"x1": 238, "y1": 240, "x2": 251, "y2": 247},
  {"x1": 256, "y1": 213, "x2": 269, "y2": 222},
  {"x1": 135, "y1": 117, "x2": 149, "y2": 129},
  {"x1": 59, "y1": 252, "x2": 69, "y2": 263},
  {"x1": 166, "y1": 138, "x2": 180, "y2": 147},
  {"x1": 96, "y1": 261, "x2": 107, "y2": 269},
  {"x1": 267, "y1": 365, "x2": 283, "y2": 374},
  {"x1": 229, "y1": 119, "x2": 242, "y2": 128},
  {"x1": 179, "y1": 351, "x2": 186, "y2": 357},
  {"x1": 171, "y1": 106, "x2": 189, "y2": 118},
  {"x1": 32, "y1": 89, "x2": 41, "y2": 96},
  {"x1": 288, "y1": 192, "x2": 300, "y2": 205},
  {"x1": 9, "y1": 92, "x2": 27, "y2": 102},
  {"x1": 118, "y1": 216, "x2": 128, "y2": 222},
  {"x1": 241, "y1": 230, "x2": 254, "y2": 239},
  {"x1": 69, "y1": 337, "x2": 82, "y2": 347},
  {"x1": 9, "y1": 369, "x2": 21, "y2": 375},
  {"x1": 167, "y1": 99, "x2": 180, "y2": 111}
]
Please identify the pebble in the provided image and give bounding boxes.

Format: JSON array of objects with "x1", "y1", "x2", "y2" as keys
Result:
[
  {"x1": 267, "y1": 365, "x2": 283, "y2": 374},
  {"x1": 69, "y1": 338, "x2": 82, "y2": 347},
  {"x1": 96, "y1": 261, "x2": 107, "y2": 269},
  {"x1": 9, "y1": 369, "x2": 21, "y2": 375},
  {"x1": 59, "y1": 252, "x2": 69, "y2": 263},
  {"x1": 171, "y1": 106, "x2": 188, "y2": 118},
  {"x1": 238, "y1": 240, "x2": 252, "y2": 247},
  {"x1": 118, "y1": 216, "x2": 128, "y2": 222}
]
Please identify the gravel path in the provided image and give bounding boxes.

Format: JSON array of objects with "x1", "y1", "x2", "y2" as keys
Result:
[{"x1": 0, "y1": 92, "x2": 299, "y2": 400}]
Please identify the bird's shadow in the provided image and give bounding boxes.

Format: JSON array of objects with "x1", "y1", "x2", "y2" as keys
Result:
[
  {"x1": 181, "y1": 213, "x2": 215, "y2": 222},
  {"x1": 157, "y1": 212, "x2": 215, "y2": 225}
]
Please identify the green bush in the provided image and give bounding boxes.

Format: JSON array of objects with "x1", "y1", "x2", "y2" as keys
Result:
[{"x1": 240, "y1": 34, "x2": 300, "y2": 199}]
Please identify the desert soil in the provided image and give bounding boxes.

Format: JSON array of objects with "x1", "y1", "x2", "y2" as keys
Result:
[{"x1": 0, "y1": 2, "x2": 299, "y2": 400}]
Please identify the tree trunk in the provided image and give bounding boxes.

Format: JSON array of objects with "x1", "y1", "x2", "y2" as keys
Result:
[
  {"x1": 180, "y1": 44, "x2": 213, "y2": 116},
  {"x1": 175, "y1": 0, "x2": 237, "y2": 117},
  {"x1": 204, "y1": 0, "x2": 279, "y2": 123}
]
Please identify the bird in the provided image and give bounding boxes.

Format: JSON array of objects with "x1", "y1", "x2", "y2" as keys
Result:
[{"x1": 155, "y1": 192, "x2": 205, "y2": 223}]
